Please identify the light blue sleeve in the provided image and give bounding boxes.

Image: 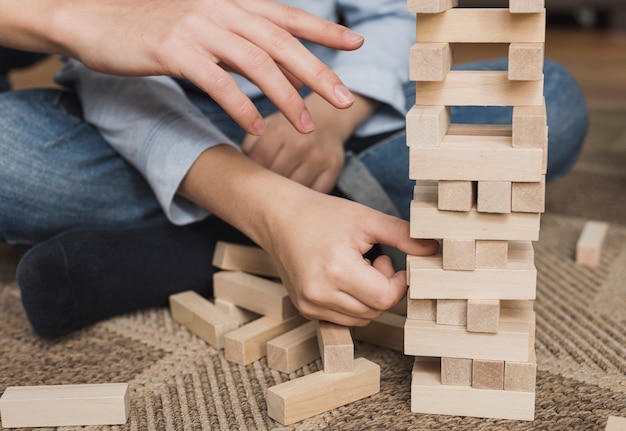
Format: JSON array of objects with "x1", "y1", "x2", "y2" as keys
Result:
[{"x1": 55, "y1": 59, "x2": 239, "y2": 225}]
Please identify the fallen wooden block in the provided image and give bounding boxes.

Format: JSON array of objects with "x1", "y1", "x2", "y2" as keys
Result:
[
  {"x1": 576, "y1": 220, "x2": 609, "y2": 267},
  {"x1": 352, "y1": 312, "x2": 406, "y2": 353},
  {"x1": 267, "y1": 358, "x2": 380, "y2": 425},
  {"x1": 212, "y1": 241, "x2": 279, "y2": 278},
  {"x1": 214, "y1": 297, "x2": 260, "y2": 325},
  {"x1": 316, "y1": 321, "x2": 354, "y2": 373},
  {"x1": 0, "y1": 383, "x2": 129, "y2": 428},
  {"x1": 606, "y1": 416, "x2": 626, "y2": 431},
  {"x1": 267, "y1": 321, "x2": 320, "y2": 374}
]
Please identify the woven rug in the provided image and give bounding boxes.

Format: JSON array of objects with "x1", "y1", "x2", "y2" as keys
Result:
[{"x1": 1, "y1": 109, "x2": 625, "y2": 430}]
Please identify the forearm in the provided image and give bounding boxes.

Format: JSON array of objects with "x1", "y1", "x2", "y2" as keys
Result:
[{"x1": 0, "y1": 0, "x2": 64, "y2": 53}]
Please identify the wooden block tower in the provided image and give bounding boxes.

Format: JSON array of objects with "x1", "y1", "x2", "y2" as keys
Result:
[{"x1": 404, "y1": 0, "x2": 546, "y2": 421}]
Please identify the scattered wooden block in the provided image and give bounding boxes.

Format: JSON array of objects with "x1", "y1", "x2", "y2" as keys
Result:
[
  {"x1": 467, "y1": 299, "x2": 501, "y2": 333},
  {"x1": 267, "y1": 358, "x2": 380, "y2": 425},
  {"x1": 512, "y1": 179, "x2": 546, "y2": 213},
  {"x1": 267, "y1": 321, "x2": 320, "y2": 374},
  {"x1": 505, "y1": 348, "x2": 537, "y2": 392},
  {"x1": 477, "y1": 181, "x2": 512, "y2": 214},
  {"x1": 214, "y1": 297, "x2": 260, "y2": 325},
  {"x1": 605, "y1": 416, "x2": 626, "y2": 431},
  {"x1": 410, "y1": 197, "x2": 541, "y2": 241},
  {"x1": 436, "y1": 299, "x2": 468, "y2": 326},
  {"x1": 415, "y1": 71, "x2": 544, "y2": 106},
  {"x1": 169, "y1": 291, "x2": 239, "y2": 349},
  {"x1": 472, "y1": 359, "x2": 505, "y2": 390},
  {"x1": 411, "y1": 358, "x2": 535, "y2": 420},
  {"x1": 512, "y1": 101, "x2": 548, "y2": 149},
  {"x1": 475, "y1": 240, "x2": 509, "y2": 269},
  {"x1": 406, "y1": 0, "x2": 458, "y2": 13},
  {"x1": 352, "y1": 312, "x2": 406, "y2": 353},
  {"x1": 213, "y1": 271, "x2": 298, "y2": 321},
  {"x1": 438, "y1": 180, "x2": 475, "y2": 212},
  {"x1": 409, "y1": 43, "x2": 452, "y2": 81},
  {"x1": 441, "y1": 357, "x2": 472, "y2": 386},
  {"x1": 576, "y1": 221, "x2": 609, "y2": 267},
  {"x1": 443, "y1": 239, "x2": 476, "y2": 270},
  {"x1": 406, "y1": 295, "x2": 437, "y2": 321},
  {"x1": 510, "y1": 0, "x2": 545, "y2": 13},
  {"x1": 405, "y1": 310, "x2": 531, "y2": 362},
  {"x1": 410, "y1": 134, "x2": 544, "y2": 182},
  {"x1": 212, "y1": 241, "x2": 279, "y2": 278},
  {"x1": 224, "y1": 315, "x2": 307, "y2": 366},
  {"x1": 316, "y1": 321, "x2": 354, "y2": 373},
  {"x1": 509, "y1": 43, "x2": 545, "y2": 81},
  {"x1": 0, "y1": 383, "x2": 129, "y2": 428},
  {"x1": 406, "y1": 105, "x2": 450, "y2": 148},
  {"x1": 416, "y1": 8, "x2": 546, "y2": 43}
]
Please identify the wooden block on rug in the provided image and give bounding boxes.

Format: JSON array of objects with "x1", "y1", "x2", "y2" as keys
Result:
[
  {"x1": 316, "y1": 321, "x2": 354, "y2": 373},
  {"x1": 0, "y1": 383, "x2": 129, "y2": 428},
  {"x1": 409, "y1": 43, "x2": 452, "y2": 81},
  {"x1": 442, "y1": 238, "x2": 476, "y2": 270},
  {"x1": 213, "y1": 271, "x2": 298, "y2": 321},
  {"x1": 508, "y1": 43, "x2": 544, "y2": 81},
  {"x1": 267, "y1": 321, "x2": 320, "y2": 374},
  {"x1": 224, "y1": 315, "x2": 307, "y2": 365},
  {"x1": 441, "y1": 357, "x2": 472, "y2": 386},
  {"x1": 406, "y1": 105, "x2": 450, "y2": 148},
  {"x1": 475, "y1": 240, "x2": 509, "y2": 269},
  {"x1": 212, "y1": 241, "x2": 279, "y2": 278},
  {"x1": 407, "y1": 0, "x2": 458, "y2": 13},
  {"x1": 472, "y1": 359, "x2": 505, "y2": 390},
  {"x1": 267, "y1": 357, "x2": 380, "y2": 425},
  {"x1": 214, "y1": 297, "x2": 260, "y2": 325},
  {"x1": 605, "y1": 416, "x2": 626, "y2": 431},
  {"x1": 411, "y1": 358, "x2": 535, "y2": 421},
  {"x1": 169, "y1": 291, "x2": 239, "y2": 349},
  {"x1": 576, "y1": 220, "x2": 610, "y2": 267},
  {"x1": 352, "y1": 312, "x2": 406, "y2": 353},
  {"x1": 477, "y1": 181, "x2": 512, "y2": 214},
  {"x1": 467, "y1": 299, "x2": 501, "y2": 333},
  {"x1": 436, "y1": 299, "x2": 468, "y2": 326}
]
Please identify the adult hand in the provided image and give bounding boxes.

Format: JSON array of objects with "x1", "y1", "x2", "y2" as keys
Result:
[{"x1": 2, "y1": 0, "x2": 363, "y2": 134}]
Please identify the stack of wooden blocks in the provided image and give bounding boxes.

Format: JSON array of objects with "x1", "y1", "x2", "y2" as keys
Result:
[{"x1": 404, "y1": 0, "x2": 547, "y2": 421}]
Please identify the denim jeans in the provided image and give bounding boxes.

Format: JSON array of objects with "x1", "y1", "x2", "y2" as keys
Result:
[{"x1": 0, "y1": 59, "x2": 587, "y2": 244}]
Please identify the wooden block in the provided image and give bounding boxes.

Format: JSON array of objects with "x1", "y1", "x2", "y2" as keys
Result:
[
  {"x1": 467, "y1": 299, "x2": 501, "y2": 333},
  {"x1": 352, "y1": 312, "x2": 405, "y2": 353},
  {"x1": 512, "y1": 101, "x2": 548, "y2": 149},
  {"x1": 213, "y1": 271, "x2": 298, "y2": 321},
  {"x1": 416, "y1": 8, "x2": 546, "y2": 43},
  {"x1": 438, "y1": 181, "x2": 475, "y2": 212},
  {"x1": 509, "y1": 240, "x2": 535, "y2": 261},
  {"x1": 502, "y1": 299, "x2": 534, "y2": 311},
  {"x1": 214, "y1": 297, "x2": 260, "y2": 325},
  {"x1": 411, "y1": 359, "x2": 535, "y2": 420},
  {"x1": 509, "y1": 43, "x2": 544, "y2": 81},
  {"x1": 410, "y1": 134, "x2": 544, "y2": 182},
  {"x1": 606, "y1": 416, "x2": 626, "y2": 431},
  {"x1": 441, "y1": 357, "x2": 472, "y2": 386},
  {"x1": 406, "y1": 295, "x2": 437, "y2": 321},
  {"x1": 407, "y1": 0, "x2": 458, "y2": 13},
  {"x1": 512, "y1": 179, "x2": 546, "y2": 213},
  {"x1": 576, "y1": 221, "x2": 610, "y2": 267},
  {"x1": 409, "y1": 257, "x2": 536, "y2": 300},
  {"x1": 0, "y1": 383, "x2": 129, "y2": 428},
  {"x1": 404, "y1": 309, "x2": 531, "y2": 361},
  {"x1": 447, "y1": 123, "x2": 512, "y2": 137},
  {"x1": 475, "y1": 240, "x2": 509, "y2": 269},
  {"x1": 267, "y1": 321, "x2": 320, "y2": 374},
  {"x1": 510, "y1": 0, "x2": 545, "y2": 13},
  {"x1": 316, "y1": 321, "x2": 354, "y2": 373},
  {"x1": 436, "y1": 299, "x2": 467, "y2": 326},
  {"x1": 505, "y1": 348, "x2": 537, "y2": 392},
  {"x1": 169, "y1": 291, "x2": 239, "y2": 349},
  {"x1": 443, "y1": 238, "x2": 475, "y2": 270},
  {"x1": 224, "y1": 315, "x2": 307, "y2": 365},
  {"x1": 267, "y1": 358, "x2": 380, "y2": 425},
  {"x1": 472, "y1": 360, "x2": 505, "y2": 390},
  {"x1": 415, "y1": 71, "x2": 544, "y2": 106},
  {"x1": 409, "y1": 43, "x2": 452, "y2": 81},
  {"x1": 477, "y1": 181, "x2": 512, "y2": 214},
  {"x1": 212, "y1": 241, "x2": 279, "y2": 278},
  {"x1": 406, "y1": 105, "x2": 450, "y2": 147},
  {"x1": 410, "y1": 198, "x2": 541, "y2": 241}
]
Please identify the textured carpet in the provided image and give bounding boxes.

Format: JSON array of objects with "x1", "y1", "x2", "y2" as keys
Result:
[{"x1": 1, "y1": 109, "x2": 625, "y2": 430}]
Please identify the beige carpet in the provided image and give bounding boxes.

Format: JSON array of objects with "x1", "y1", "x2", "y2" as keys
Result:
[{"x1": 1, "y1": 109, "x2": 626, "y2": 430}]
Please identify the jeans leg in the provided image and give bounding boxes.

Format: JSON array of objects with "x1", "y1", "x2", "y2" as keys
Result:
[{"x1": 0, "y1": 89, "x2": 168, "y2": 245}]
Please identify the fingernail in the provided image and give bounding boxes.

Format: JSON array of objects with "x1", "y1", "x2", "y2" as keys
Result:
[
  {"x1": 300, "y1": 109, "x2": 315, "y2": 133},
  {"x1": 252, "y1": 117, "x2": 265, "y2": 135},
  {"x1": 344, "y1": 30, "x2": 364, "y2": 44},
  {"x1": 334, "y1": 84, "x2": 354, "y2": 105}
]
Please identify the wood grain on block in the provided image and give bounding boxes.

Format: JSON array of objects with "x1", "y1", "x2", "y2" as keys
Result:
[
  {"x1": 510, "y1": 0, "x2": 545, "y2": 13},
  {"x1": 438, "y1": 180, "x2": 475, "y2": 212},
  {"x1": 409, "y1": 134, "x2": 544, "y2": 182},
  {"x1": 316, "y1": 321, "x2": 354, "y2": 373},
  {"x1": 409, "y1": 43, "x2": 452, "y2": 81},
  {"x1": 212, "y1": 241, "x2": 279, "y2": 278},
  {"x1": 214, "y1": 297, "x2": 260, "y2": 325},
  {"x1": 416, "y1": 8, "x2": 545, "y2": 43},
  {"x1": 576, "y1": 221, "x2": 609, "y2": 267},
  {"x1": 213, "y1": 271, "x2": 298, "y2": 320},
  {"x1": 0, "y1": 383, "x2": 129, "y2": 428},
  {"x1": 512, "y1": 102, "x2": 548, "y2": 149},
  {"x1": 406, "y1": 105, "x2": 450, "y2": 148},
  {"x1": 407, "y1": 0, "x2": 458, "y2": 13},
  {"x1": 352, "y1": 312, "x2": 406, "y2": 353},
  {"x1": 441, "y1": 357, "x2": 472, "y2": 386},
  {"x1": 505, "y1": 348, "x2": 537, "y2": 392},
  {"x1": 508, "y1": 240, "x2": 535, "y2": 261},
  {"x1": 475, "y1": 240, "x2": 509, "y2": 269},
  {"x1": 224, "y1": 315, "x2": 307, "y2": 365},
  {"x1": 267, "y1": 321, "x2": 319, "y2": 374},
  {"x1": 477, "y1": 181, "x2": 512, "y2": 214},
  {"x1": 436, "y1": 299, "x2": 468, "y2": 326},
  {"x1": 467, "y1": 299, "x2": 501, "y2": 334},
  {"x1": 443, "y1": 238, "x2": 476, "y2": 270},
  {"x1": 512, "y1": 179, "x2": 546, "y2": 213},
  {"x1": 472, "y1": 360, "x2": 505, "y2": 390},
  {"x1": 411, "y1": 359, "x2": 535, "y2": 420},
  {"x1": 267, "y1": 358, "x2": 380, "y2": 425},
  {"x1": 447, "y1": 123, "x2": 512, "y2": 137},
  {"x1": 509, "y1": 43, "x2": 545, "y2": 81},
  {"x1": 415, "y1": 71, "x2": 543, "y2": 107},
  {"x1": 169, "y1": 291, "x2": 239, "y2": 349}
]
